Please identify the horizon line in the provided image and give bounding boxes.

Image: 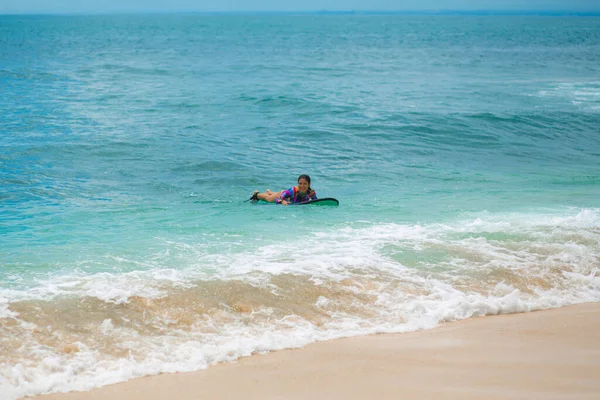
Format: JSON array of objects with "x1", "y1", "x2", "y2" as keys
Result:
[{"x1": 2, "y1": 9, "x2": 600, "y2": 17}]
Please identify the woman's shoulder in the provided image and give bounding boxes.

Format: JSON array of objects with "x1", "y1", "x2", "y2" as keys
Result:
[{"x1": 281, "y1": 187, "x2": 296, "y2": 195}]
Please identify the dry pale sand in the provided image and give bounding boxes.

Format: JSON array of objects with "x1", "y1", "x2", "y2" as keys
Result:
[{"x1": 33, "y1": 302, "x2": 600, "y2": 400}]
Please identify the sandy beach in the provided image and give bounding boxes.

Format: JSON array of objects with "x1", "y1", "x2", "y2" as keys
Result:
[{"x1": 32, "y1": 302, "x2": 600, "y2": 400}]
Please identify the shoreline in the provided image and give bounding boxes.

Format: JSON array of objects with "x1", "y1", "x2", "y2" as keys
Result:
[{"x1": 31, "y1": 302, "x2": 600, "y2": 400}]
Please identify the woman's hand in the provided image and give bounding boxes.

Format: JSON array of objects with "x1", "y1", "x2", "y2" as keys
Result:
[{"x1": 281, "y1": 200, "x2": 289, "y2": 205}]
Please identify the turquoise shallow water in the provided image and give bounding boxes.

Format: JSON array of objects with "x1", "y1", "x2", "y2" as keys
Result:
[{"x1": 1, "y1": 14, "x2": 599, "y2": 398}]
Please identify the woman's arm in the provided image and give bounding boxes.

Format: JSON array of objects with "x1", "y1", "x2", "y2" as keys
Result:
[{"x1": 275, "y1": 188, "x2": 293, "y2": 204}]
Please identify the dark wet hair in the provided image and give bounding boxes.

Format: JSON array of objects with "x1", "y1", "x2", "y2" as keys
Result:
[{"x1": 297, "y1": 174, "x2": 311, "y2": 185}]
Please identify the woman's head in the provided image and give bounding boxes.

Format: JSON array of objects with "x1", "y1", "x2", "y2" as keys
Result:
[{"x1": 297, "y1": 174, "x2": 311, "y2": 192}]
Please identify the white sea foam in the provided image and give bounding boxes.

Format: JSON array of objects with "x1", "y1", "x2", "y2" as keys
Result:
[
  {"x1": 0, "y1": 296, "x2": 19, "y2": 319},
  {"x1": 2, "y1": 209, "x2": 598, "y2": 304},
  {"x1": 1, "y1": 208, "x2": 599, "y2": 399},
  {"x1": 536, "y1": 82, "x2": 600, "y2": 111}
]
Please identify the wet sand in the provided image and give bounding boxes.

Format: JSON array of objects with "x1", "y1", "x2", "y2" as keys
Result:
[{"x1": 33, "y1": 302, "x2": 600, "y2": 400}]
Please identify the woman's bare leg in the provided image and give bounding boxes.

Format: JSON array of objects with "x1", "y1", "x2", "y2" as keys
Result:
[{"x1": 256, "y1": 189, "x2": 283, "y2": 203}]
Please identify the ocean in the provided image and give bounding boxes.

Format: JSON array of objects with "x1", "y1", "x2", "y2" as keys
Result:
[{"x1": 1, "y1": 13, "x2": 599, "y2": 399}]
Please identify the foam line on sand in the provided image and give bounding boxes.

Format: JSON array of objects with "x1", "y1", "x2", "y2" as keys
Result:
[{"x1": 33, "y1": 303, "x2": 600, "y2": 400}]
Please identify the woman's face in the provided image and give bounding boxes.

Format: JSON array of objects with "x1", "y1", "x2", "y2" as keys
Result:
[{"x1": 297, "y1": 178, "x2": 310, "y2": 193}]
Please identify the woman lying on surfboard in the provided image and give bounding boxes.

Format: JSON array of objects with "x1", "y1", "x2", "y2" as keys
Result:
[{"x1": 250, "y1": 174, "x2": 317, "y2": 205}]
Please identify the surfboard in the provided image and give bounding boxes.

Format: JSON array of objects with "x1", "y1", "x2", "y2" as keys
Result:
[
  {"x1": 293, "y1": 198, "x2": 339, "y2": 206},
  {"x1": 248, "y1": 197, "x2": 339, "y2": 206}
]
